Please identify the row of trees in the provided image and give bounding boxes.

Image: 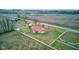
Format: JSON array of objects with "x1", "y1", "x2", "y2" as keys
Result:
[
  {"x1": 0, "y1": 11, "x2": 28, "y2": 34},
  {"x1": 0, "y1": 15, "x2": 14, "y2": 34}
]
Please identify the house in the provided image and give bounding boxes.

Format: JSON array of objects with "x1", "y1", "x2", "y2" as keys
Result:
[{"x1": 31, "y1": 24, "x2": 46, "y2": 33}]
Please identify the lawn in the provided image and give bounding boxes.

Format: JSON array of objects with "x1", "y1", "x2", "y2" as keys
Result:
[
  {"x1": 60, "y1": 32, "x2": 79, "y2": 48},
  {"x1": 51, "y1": 41, "x2": 75, "y2": 50},
  {"x1": 61, "y1": 32, "x2": 79, "y2": 43}
]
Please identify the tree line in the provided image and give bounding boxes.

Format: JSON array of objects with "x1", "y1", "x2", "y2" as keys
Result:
[{"x1": 0, "y1": 15, "x2": 14, "y2": 34}]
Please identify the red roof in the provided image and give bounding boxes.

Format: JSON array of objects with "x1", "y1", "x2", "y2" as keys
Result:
[{"x1": 31, "y1": 25, "x2": 45, "y2": 32}]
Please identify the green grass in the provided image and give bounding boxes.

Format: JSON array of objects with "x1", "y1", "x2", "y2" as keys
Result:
[
  {"x1": 51, "y1": 41, "x2": 75, "y2": 50},
  {"x1": 60, "y1": 32, "x2": 79, "y2": 48},
  {"x1": 61, "y1": 32, "x2": 79, "y2": 43},
  {"x1": 73, "y1": 44, "x2": 79, "y2": 48},
  {"x1": 0, "y1": 31, "x2": 52, "y2": 50}
]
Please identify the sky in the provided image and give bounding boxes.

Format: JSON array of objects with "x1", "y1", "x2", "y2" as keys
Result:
[{"x1": 0, "y1": 0, "x2": 79, "y2": 9}]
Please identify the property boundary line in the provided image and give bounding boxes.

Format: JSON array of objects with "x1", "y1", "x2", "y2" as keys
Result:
[
  {"x1": 57, "y1": 38, "x2": 79, "y2": 49},
  {"x1": 59, "y1": 37, "x2": 79, "y2": 45},
  {"x1": 49, "y1": 30, "x2": 68, "y2": 45}
]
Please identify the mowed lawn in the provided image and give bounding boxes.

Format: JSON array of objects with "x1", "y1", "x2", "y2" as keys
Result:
[
  {"x1": 17, "y1": 20, "x2": 65, "y2": 44},
  {"x1": 50, "y1": 31, "x2": 79, "y2": 50},
  {"x1": 51, "y1": 41, "x2": 75, "y2": 50},
  {"x1": 61, "y1": 32, "x2": 79, "y2": 48},
  {"x1": 61, "y1": 32, "x2": 79, "y2": 43}
]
